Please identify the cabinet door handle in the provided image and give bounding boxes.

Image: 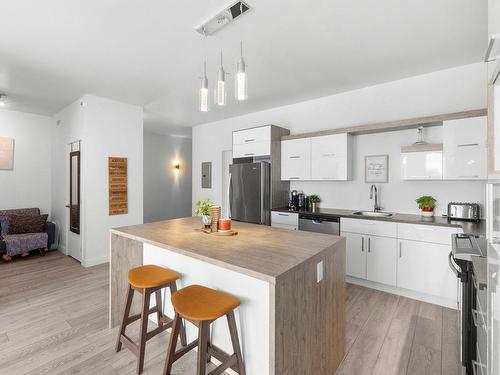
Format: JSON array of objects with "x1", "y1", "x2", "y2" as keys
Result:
[
  {"x1": 289, "y1": 155, "x2": 301, "y2": 159},
  {"x1": 368, "y1": 237, "x2": 371, "y2": 253},
  {"x1": 399, "y1": 242, "x2": 402, "y2": 258},
  {"x1": 244, "y1": 138, "x2": 255, "y2": 143},
  {"x1": 244, "y1": 153, "x2": 255, "y2": 156},
  {"x1": 277, "y1": 213, "x2": 289, "y2": 216},
  {"x1": 457, "y1": 143, "x2": 479, "y2": 147},
  {"x1": 289, "y1": 177, "x2": 300, "y2": 180},
  {"x1": 361, "y1": 237, "x2": 364, "y2": 252},
  {"x1": 322, "y1": 153, "x2": 336, "y2": 157}
]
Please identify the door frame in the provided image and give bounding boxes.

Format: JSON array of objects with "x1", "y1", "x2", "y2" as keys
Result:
[{"x1": 66, "y1": 140, "x2": 83, "y2": 262}]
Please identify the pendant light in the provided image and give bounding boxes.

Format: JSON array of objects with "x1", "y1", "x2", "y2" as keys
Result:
[
  {"x1": 199, "y1": 60, "x2": 209, "y2": 112},
  {"x1": 235, "y1": 41, "x2": 248, "y2": 101},
  {"x1": 215, "y1": 51, "x2": 227, "y2": 106}
]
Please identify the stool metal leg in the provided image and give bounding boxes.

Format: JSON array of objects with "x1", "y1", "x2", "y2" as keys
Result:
[
  {"x1": 196, "y1": 321, "x2": 210, "y2": 375},
  {"x1": 227, "y1": 311, "x2": 246, "y2": 375},
  {"x1": 137, "y1": 289, "x2": 151, "y2": 375},
  {"x1": 163, "y1": 313, "x2": 181, "y2": 375},
  {"x1": 116, "y1": 285, "x2": 134, "y2": 352}
]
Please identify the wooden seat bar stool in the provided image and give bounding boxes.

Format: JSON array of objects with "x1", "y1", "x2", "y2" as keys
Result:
[
  {"x1": 163, "y1": 284, "x2": 246, "y2": 375},
  {"x1": 116, "y1": 265, "x2": 187, "y2": 375}
]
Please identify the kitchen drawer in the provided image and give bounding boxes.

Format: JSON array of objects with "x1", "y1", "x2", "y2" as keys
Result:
[
  {"x1": 271, "y1": 211, "x2": 299, "y2": 227},
  {"x1": 397, "y1": 223, "x2": 458, "y2": 245},
  {"x1": 233, "y1": 141, "x2": 271, "y2": 158},
  {"x1": 341, "y1": 218, "x2": 397, "y2": 238},
  {"x1": 271, "y1": 223, "x2": 298, "y2": 231},
  {"x1": 233, "y1": 126, "x2": 271, "y2": 145}
]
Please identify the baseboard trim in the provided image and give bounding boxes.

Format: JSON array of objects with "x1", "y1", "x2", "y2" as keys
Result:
[
  {"x1": 82, "y1": 256, "x2": 109, "y2": 268},
  {"x1": 346, "y1": 276, "x2": 458, "y2": 310},
  {"x1": 57, "y1": 246, "x2": 67, "y2": 255}
]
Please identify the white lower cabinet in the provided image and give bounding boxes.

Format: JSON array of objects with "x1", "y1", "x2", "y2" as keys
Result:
[
  {"x1": 341, "y1": 218, "x2": 458, "y2": 307},
  {"x1": 341, "y1": 231, "x2": 397, "y2": 286},
  {"x1": 396, "y1": 239, "x2": 456, "y2": 302},
  {"x1": 342, "y1": 232, "x2": 366, "y2": 279},
  {"x1": 366, "y1": 236, "x2": 397, "y2": 286}
]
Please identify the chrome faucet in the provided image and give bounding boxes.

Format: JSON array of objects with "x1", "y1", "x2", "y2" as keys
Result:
[{"x1": 370, "y1": 184, "x2": 381, "y2": 212}]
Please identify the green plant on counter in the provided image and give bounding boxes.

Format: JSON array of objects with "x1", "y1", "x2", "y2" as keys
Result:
[
  {"x1": 415, "y1": 195, "x2": 436, "y2": 210},
  {"x1": 194, "y1": 199, "x2": 212, "y2": 216},
  {"x1": 309, "y1": 195, "x2": 321, "y2": 204}
]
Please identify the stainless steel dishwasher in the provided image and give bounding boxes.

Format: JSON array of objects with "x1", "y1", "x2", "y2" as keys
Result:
[{"x1": 298, "y1": 213, "x2": 340, "y2": 235}]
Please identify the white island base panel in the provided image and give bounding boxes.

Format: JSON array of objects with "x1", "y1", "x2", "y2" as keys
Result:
[{"x1": 143, "y1": 243, "x2": 271, "y2": 375}]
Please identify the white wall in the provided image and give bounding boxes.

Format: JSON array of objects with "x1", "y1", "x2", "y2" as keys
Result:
[
  {"x1": 83, "y1": 95, "x2": 143, "y2": 266},
  {"x1": 51, "y1": 99, "x2": 84, "y2": 254},
  {"x1": 52, "y1": 95, "x2": 143, "y2": 266},
  {"x1": 143, "y1": 132, "x2": 192, "y2": 223},
  {"x1": 0, "y1": 109, "x2": 52, "y2": 214},
  {"x1": 192, "y1": 63, "x2": 487, "y2": 215}
]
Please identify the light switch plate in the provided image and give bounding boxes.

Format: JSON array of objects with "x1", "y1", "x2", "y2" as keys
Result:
[{"x1": 317, "y1": 261, "x2": 323, "y2": 283}]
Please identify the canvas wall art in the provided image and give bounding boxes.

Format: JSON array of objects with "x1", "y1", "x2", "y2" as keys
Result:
[{"x1": 0, "y1": 137, "x2": 14, "y2": 170}]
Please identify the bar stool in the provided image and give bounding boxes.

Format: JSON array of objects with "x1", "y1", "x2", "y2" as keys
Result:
[
  {"x1": 163, "y1": 284, "x2": 246, "y2": 375},
  {"x1": 116, "y1": 265, "x2": 187, "y2": 375}
]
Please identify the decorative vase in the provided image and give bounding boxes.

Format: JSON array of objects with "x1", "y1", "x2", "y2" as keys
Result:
[
  {"x1": 420, "y1": 207, "x2": 434, "y2": 217},
  {"x1": 311, "y1": 202, "x2": 318, "y2": 212},
  {"x1": 202, "y1": 215, "x2": 212, "y2": 228}
]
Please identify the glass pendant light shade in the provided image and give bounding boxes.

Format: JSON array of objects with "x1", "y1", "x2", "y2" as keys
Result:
[
  {"x1": 199, "y1": 61, "x2": 209, "y2": 112},
  {"x1": 215, "y1": 51, "x2": 227, "y2": 106},
  {"x1": 235, "y1": 41, "x2": 248, "y2": 101}
]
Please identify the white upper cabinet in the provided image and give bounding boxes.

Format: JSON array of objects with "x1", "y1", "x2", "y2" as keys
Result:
[
  {"x1": 281, "y1": 138, "x2": 311, "y2": 180},
  {"x1": 401, "y1": 148, "x2": 443, "y2": 180},
  {"x1": 281, "y1": 133, "x2": 352, "y2": 181},
  {"x1": 443, "y1": 116, "x2": 487, "y2": 180},
  {"x1": 310, "y1": 134, "x2": 352, "y2": 180},
  {"x1": 232, "y1": 126, "x2": 271, "y2": 158}
]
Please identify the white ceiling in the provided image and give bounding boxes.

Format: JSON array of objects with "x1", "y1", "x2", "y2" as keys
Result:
[{"x1": 0, "y1": 0, "x2": 487, "y2": 133}]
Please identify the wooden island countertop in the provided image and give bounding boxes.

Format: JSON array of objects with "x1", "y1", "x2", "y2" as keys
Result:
[
  {"x1": 110, "y1": 216, "x2": 343, "y2": 283},
  {"x1": 109, "y1": 216, "x2": 346, "y2": 375}
]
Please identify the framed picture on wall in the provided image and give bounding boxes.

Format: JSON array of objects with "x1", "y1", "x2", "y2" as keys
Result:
[
  {"x1": 0, "y1": 137, "x2": 14, "y2": 170},
  {"x1": 365, "y1": 154, "x2": 388, "y2": 183}
]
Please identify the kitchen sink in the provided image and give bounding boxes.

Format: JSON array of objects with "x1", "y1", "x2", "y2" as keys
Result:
[{"x1": 352, "y1": 211, "x2": 393, "y2": 217}]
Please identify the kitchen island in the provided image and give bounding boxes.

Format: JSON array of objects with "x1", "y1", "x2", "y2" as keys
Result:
[{"x1": 109, "y1": 216, "x2": 346, "y2": 375}]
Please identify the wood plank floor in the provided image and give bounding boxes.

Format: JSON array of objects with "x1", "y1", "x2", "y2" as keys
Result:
[{"x1": 0, "y1": 251, "x2": 460, "y2": 375}]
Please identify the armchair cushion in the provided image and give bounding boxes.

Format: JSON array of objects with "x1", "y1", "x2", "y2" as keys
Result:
[
  {"x1": 8, "y1": 214, "x2": 48, "y2": 235},
  {"x1": 3, "y1": 232, "x2": 48, "y2": 257}
]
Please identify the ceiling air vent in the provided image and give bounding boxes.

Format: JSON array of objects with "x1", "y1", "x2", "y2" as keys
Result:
[{"x1": 196, "y1": 1, "x2": 251, "y2": 36}]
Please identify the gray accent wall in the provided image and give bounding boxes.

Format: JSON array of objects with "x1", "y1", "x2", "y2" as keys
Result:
[{"x1": 143, "y1": 131, "x2": 192, "y2": 223}]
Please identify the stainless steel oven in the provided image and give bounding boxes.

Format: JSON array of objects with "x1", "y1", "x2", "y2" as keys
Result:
[{"x1": 450, "y1": 234, "x2": 487, "y2": 374}]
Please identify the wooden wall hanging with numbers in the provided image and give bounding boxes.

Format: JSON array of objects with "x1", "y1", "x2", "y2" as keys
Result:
[{"x1": 108, "y1": 157, "x2": 128, "y2": 215}]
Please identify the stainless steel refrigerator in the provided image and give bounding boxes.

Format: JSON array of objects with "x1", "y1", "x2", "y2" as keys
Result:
[{"x1": 229, "y1": 161, "x2": 270, "y2": 225}]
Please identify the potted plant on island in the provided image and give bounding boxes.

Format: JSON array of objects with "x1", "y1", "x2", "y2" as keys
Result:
[
  {"x1": 416, "y1": 195, "x2": 436, "y2": 217},
  {"x1": 195, "y1": 198, "x2": 213, "y2": 228},
  {"x1": 309, "y1": 195, "x2": 321, "y2": 212}
]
